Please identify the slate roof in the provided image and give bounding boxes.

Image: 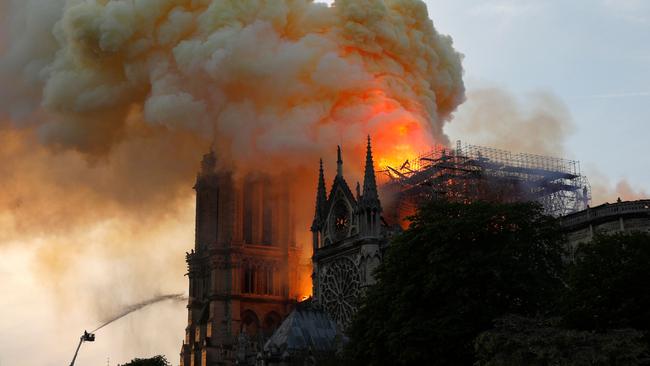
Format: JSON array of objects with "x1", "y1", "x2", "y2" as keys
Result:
[{"x1": 263, "y1": 301, "x2": 339, "y2": 355}]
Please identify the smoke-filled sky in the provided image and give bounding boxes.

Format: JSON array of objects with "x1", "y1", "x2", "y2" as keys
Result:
[
  {"x1": 0, "y1": 1, "x2": 648, "y2": 365},
  {"x1": 423, "y1": 0, "x2": 650, "y2": 198}
]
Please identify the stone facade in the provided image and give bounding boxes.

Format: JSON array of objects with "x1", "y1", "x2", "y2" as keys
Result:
[
  {"x1": 180, "y1": 138, "x2": 395, "y2": 365},
  {"x1": 311, "y1": 137, "x2": 388, "y2": 329},
  {"x1": 180, "y1": 151, "x2": 303, "y2": 366},
  {"x1": 561, "y1": 199, "x2": 650, "y2": 257}
]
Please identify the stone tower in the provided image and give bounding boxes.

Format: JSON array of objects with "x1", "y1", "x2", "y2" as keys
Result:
[
  {"x1": 180, "y1": 151, "x2": 302, "y2": 366},
  {"x1": 311, "y1": 137, "x2": 385, "y2": 329}
]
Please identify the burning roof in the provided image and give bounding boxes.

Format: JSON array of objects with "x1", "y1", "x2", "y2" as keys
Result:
[{"x1": 381, "y1": 141, "x2": 591, "y2": 223}]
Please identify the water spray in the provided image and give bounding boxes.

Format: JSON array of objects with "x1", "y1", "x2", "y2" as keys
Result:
[
  {"x1": 68, "y1": 293, "x2": 186, "y2": 366},
  {"x1": 90, "y1": 293, "x2": 186, "y2": 333}
]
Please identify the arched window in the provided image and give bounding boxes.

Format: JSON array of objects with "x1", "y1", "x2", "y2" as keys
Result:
[
  {"x1": 242, "y1": 262, "x2": 279, "y2": 295},
  {"x1": 241, "y1": 310, "x2": 260, "y2": 336},
  {"x1": 259, "y1": 265, "x2": 267, "y2": 295},
  {"x1": 273, "y1": 267, "x2": 281, "y2": 296},
  {"x1": 243, "y1": 179, "x2": 254, "y2": 244},
  {"x1": 262, "y1": 182, "x2": 273, "y2": 245},
  {"x1": 263, "y1": 311, "x2": 282, "y2": 338},
  {"x1": 266, "y1": 267, "x2": 273, "y2": 295},
  {"x1": 242, "y1": 262, "x2": 254, "y2": 294}
]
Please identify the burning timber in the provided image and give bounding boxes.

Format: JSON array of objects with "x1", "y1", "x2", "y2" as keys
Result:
[{"x1": 381, "y1": 141, "x2": 591, "y2": 221}]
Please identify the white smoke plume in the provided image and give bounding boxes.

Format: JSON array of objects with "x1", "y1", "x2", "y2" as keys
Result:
[
  {"x1": 0, "y1": 1, "x2": 465, "y2": 364},
  {"x1": 446, "y1": 87, "x2": 647, "y2": 207},
  {"x1": 588, "y1": 169, "x2": 649, "y2": 205},
  {"x1": 446, "y1": 87, "x2": 574, "y2": 156},
  {"x1": 2, "y1": 0, "x2": 464, "y2": 163}
]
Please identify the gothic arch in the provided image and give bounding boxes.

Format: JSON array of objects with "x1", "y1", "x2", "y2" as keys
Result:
[
  {"x1": 262, "y1": 311, "x2": 282, "y2": 337},
  {"x1": 241, "y1": 309, "x2": 260, "y2": 336},
  {"x1": 359, "y1": 247, "x2": 382, "y2": 284}
]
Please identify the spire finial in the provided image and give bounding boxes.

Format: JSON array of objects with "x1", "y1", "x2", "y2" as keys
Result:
[
  {"x1": 336, "y1": 145, "x2": 343, "y2": 177},
  {"x1": 312, "y1": 158, "x2": 328, "y2": 230},
  {"x1": 318, "y1": 158, "x2": 326, "y2": 197},
  {"x1": 362, "y1": 135, "x2": 381, "y2": 209}
]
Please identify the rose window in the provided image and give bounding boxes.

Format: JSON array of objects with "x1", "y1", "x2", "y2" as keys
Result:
[{"x1": 320, "y1": 257, "x2": 361, "y2": 328}]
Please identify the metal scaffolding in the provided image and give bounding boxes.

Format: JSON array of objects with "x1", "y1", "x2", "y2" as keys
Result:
[{"x1": 381, "y1": 141, "x2": 591, "y2": 219}]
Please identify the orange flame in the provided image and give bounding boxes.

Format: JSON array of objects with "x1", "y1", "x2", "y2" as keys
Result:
[{"x1": 328, "y1": 88, "x2": 435, "y2": 174}]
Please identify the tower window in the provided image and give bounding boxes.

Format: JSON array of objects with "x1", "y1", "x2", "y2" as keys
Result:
[
  {"x1": 262, "y1": 184, "x2": 273, "y2": 245},
  {"x1": 243, "y1": 180, "x2": 254, "y2": 244},
  {"x1": 242, "y1": 263, "x2": 252, "y2": 294},
  {"x1": 241, "y1": 263, "x2": 276, "y2": 295}
]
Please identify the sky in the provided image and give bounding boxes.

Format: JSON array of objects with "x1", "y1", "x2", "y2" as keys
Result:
[
  {"x1": 424, "y1": 0, "x2": 650, "y2": 197},
  {"x1": 0, "y1": 1, "x2": 648, "y2": 365}
]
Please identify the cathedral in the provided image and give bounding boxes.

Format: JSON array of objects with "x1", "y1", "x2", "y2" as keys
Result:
[
  {"x1": 310, "y1": 137, "x2": 387, "y2": 329},
  {"x1": 180, "y1": 151, "x2": 304, "y2": 366},
  {"x1": 180, "y1": 137, "x2": 390, "y2": 365}
]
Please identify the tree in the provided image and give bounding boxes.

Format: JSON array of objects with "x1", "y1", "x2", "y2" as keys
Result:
[
  {"x1": 564, "y1": 232, "x2": 650, "y2": 332},
  {"x1": 474, "y1": 315, "x2": 649, "y2": 366},
  {"x1": 473, "y1": 232, "x2": 650, "y2": 365},
  {"x1": 344, "y1": 200, "x2": 566, "y2": 365},
  {"x1": 119, "y1": 355, "x2": 170, "y2": 366}
]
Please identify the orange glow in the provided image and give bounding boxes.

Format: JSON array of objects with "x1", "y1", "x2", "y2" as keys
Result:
[
  {"x1": 372, "y1": 120, "x2": 429, "y2": 173},
  {"x1": 295, "y1": 260, "x2": 313, "y2": 302},
  {"x1": 327, "y1": 87, "x2": 436, "y2": 175},
  {"x1": 377, "y1": 143, "x2": 417, "y2": 168},
  {"x1": 399, "y1": 206, "x2": 418, "y2": 228}
]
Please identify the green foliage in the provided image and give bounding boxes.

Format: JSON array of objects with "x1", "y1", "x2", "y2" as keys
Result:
[
  {"x1": 475, "y1": 315, "x2": 649, "y2": 366},
  {"x1": 119, "y1": 355, "x2": 170, "y2": 366},
  {"x1": 475, "y1": 232, "x2": 650, "y2": 365},
  {"x1": 344, "y1": 200, "x2": 566, "y2": 365},
  {"x1": 564, "y1": 232, "x2": 650, "y2": 331}
]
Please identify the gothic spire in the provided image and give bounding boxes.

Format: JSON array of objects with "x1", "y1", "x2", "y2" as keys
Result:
[
  {"x1": 336, "y1": 145, "x2": 343, "y2": 177},
  {"x1": 362, "y1": 135, "x2": 380, "y2": 208},
  {"x1": 312, "y1": 159, "x2": 328, "y2": 228}
]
